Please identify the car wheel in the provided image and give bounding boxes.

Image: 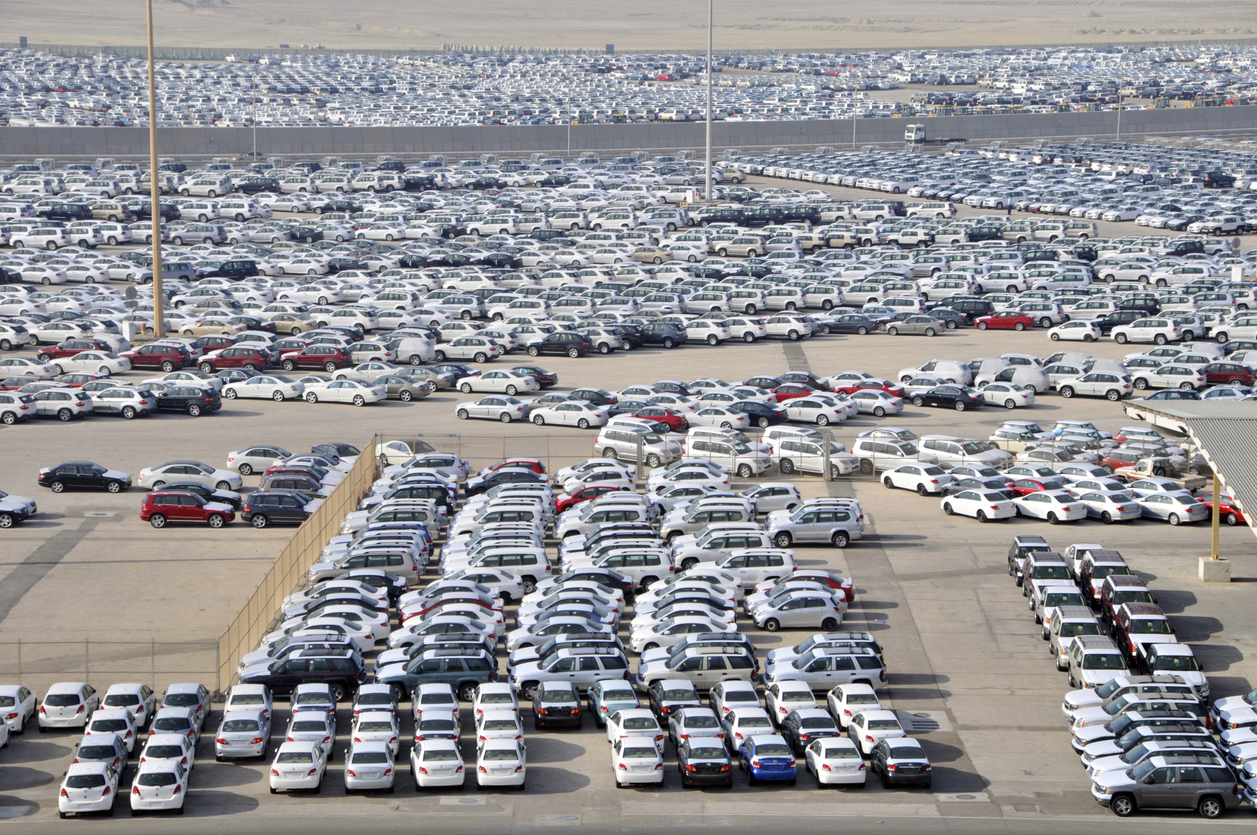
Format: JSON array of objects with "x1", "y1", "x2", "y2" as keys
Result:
[
  {"x1": 1169, "y1": 513, "x2": 1181, "y2": 526},
  {"x1": 251, "y1": 514, "x2": 268, "y2": 529},
  {"x1": 763, "y1": 618, "x2": 781, "y2": 633},
  {"x1": 887, "y1": 327, "x2": 898, "y2": 336},
  {"x1": 1226, "y1": 512, "x2": 1240, "y2": 526},
  {"x1": 160, "y1": 360, "x2": 175, "y2": 372},
  {"x1": 305, "y1": 392, "x2": 318, "y2": 403},
  {"x1": 1047, "y1": 512, "x2": 1058, "y2": 525},
  {"x1": 207, "y1": 513, "x2": 225, "y2": 529},
  {"x1": 943, "y1": 502, "x2": 954, "y2": 516},
  {"x1": 1110, "y1": 794, "x2": 1136, "y2": 817},
  {"x1": 873, "y1": 406, "x2": 886, "y2": 417},
  {"x1": 187, "y1": 403, "x2": 203, "y2": 416},
  {"x1": 1154, "y1": 334, "x2": 1168, "y2": 345},
  {"x1": 916, "y1": 483, "x2": 930, "y2": 496},
  {"x1": 352, "y1": 395, "x2": 366, "y2": 406},
  {"x1": 645, "y1": 453, "x2": 663, "y2": 468},
  {"x1": 1115, "y1": 333, "x2": 1128, "y2": 344},
  {"x1": 883, "y1": 476, "x2": 895, "y2": 489},
  {"x1": 150, "y1": 513, "x2": 166, "y2": 528}
]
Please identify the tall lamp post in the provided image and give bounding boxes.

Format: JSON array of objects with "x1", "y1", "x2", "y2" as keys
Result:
[
  {"x1": 703, "y1": 0, "x2": 713, "y2": 203},
  {"x1": 146, "y1": 0, "x2": 164, "y2": 338}
]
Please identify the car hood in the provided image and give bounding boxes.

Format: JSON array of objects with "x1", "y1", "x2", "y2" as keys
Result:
[
  {"x1": 0, "y1": 493, "x2": 37, "y2": 509},
  {"x1": 204, "y1": 502, "x2": 235, "y2": 513},
  {"x1": 1091, "y1": 769, "x2": 1136, "y2": 791}
]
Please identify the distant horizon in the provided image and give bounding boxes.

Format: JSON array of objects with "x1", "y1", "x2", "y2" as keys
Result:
[{"x1": 3, "y1": 0, "x2": 1254, "y2": 52}]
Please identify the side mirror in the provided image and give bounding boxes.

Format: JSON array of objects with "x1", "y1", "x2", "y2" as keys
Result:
[{"x1": 1142, "y1": 775, "x2": 1156, "y2": 785}]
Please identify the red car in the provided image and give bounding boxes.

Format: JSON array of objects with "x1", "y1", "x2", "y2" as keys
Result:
[
  {"x1": 1199, "y1": 492, "x2": 1248, "y2": 526},
  {"x1": 1201, "y1": 361, "x2": 1254, "y2": 386},
  {"x1": 1009, "y1": 477, "x2": 1067, "y2": 496},
  {"x1": 0, "y1": 376, "x2": 40, "y2": 391},
  {"x1": 58, "y1": 373, "x2": 107, "y2": 387},
  {"x1": 479, "y1": 458, "x2": 546, "y2": 475},
  {"x1": 400, "y1": 596, "x2": 497, "y2": 623},
  {"x1": 36, "y1": 339, "x2": 111, "y2": 362},
  {"x1": 771, "y1": 570, "x2": 856, "y2": 603},
  {"x1": 140, "y1": 489, "x2": 236, "y2": 529},
  {"x1": 279, "y1": 345, "x2": 350, "y2": 372},
  {"x1": 832, "y1": 378, "x2": 905, "y2": 398},
  {"x1": 198, "y1": 346, "x2": 273, "y2": 373},
  {"x1": 975, "y1": 313, "x2": 1035, "y2": 331},
  {"x1": 555, "y1": 484, "x2": 631, "y2": 513},
  {"x1": 633, "y1": 406, "x2": 688, "y2": 430},
  {"x1": 120, "y1": 343, "x2": 193, "y2": 372},
  {"x1": 772, "y1": 384, "x2": 816, "y2": 403}
]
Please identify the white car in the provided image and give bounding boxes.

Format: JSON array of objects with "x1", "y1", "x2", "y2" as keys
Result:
[
  {"x1": 455, "y1": 396, "x2": 531, "y2": 422},
  {"x1": 58, "y1": 762, "x2": 119, "y2": 818},
  {"x1": 344, "y1": 741, "x2": 396, "y2": 794},
  {"x1": 458, "y1": 370, "x2": 538, "y2": 395},
  {"x1": 784, "y1": 396, "x2": 850, "y2": 426},
  {"x1": 980, "y1": 382, "x2": 1036, "y2": 409},
  {"x1": 1111, "y1": 318, "x2": 1184, "y2": 346},
  {"x1": 51, "y1": 351, "x2": 131, "y2": 376},
  {"x1": 138, "y1": 461, "x2": 243, "y2": 491},
  {"x1": 411, "y1": 738, "x2": 466, "y2": 789},
  {"x1": 433, "y1": 336, "x2": 503, "y2": 363},
  {"x1": 1049, "y1": 320, "x2": 1102, "y2": 343},
  {"x1": 805, "y1": 737, "x2": 867, "y2": 786},
  {"x1": 688, "y1": 407, "x2": 751, "y2": 430},
  {"x1": 1057, "y1": 373, "x2": 1134, "y2": 401},
  {"x1": 531, "y1": 401, "x2": 610, "y2": 429},
  {"x1": 612, "y1": 737, "x2": 665, "y2": 786},
  {"x1": 1012, "y1": 490, "x2": 1089, "y2": 523},
  {"x1": 826, "y1": 683, "x2": 883, "y2": 729},
  {"x1": 269, "y1": 741, "x2": 327, "y2": 793},
  {"x1": 0, "y1": 684, "x2": 38, "y2": 734},
  {"x1": 847, "y1": 390, "x2": 903, "y2": 416},
  {"x1": 222, "y1": 375, "x2": 305, "y2": 401},
  {"x1": 213, "y1": 709, "x2": 271, "y2": 760},
  {"x1": 0, "y1": 356, "x2": 60, "y2": 379},
  {"x1": 847, "y1": 709, "x2": 906, "y2": 755},
  {"x1": 882, "y1": 464, "x2": 955, "y2": 495},
  {"x1": 303, "y1": 379, "x2": 386, "y2": 406},
  {"x1": 941, "y1": 489, "x2": 1017, "y2": 522},
  {"x1": 606, "y1": 707, "x2": 666, "y2": 746},
  {"x1": 475, "y1": 738, "x2": 527, "y2": 789},
  {"x1": 139, "y1": 733, "x2": 196, "y2": 770},
  {"x1": 129, "y1": 760, "x2": 188, "y2": 814}
]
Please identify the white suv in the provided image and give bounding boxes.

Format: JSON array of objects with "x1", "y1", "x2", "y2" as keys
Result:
[{"x1": 1111, "y1": 318, "x2": 1184, "y2": 346}]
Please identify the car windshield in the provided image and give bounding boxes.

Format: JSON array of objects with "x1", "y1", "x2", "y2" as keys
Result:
[
  {"x1": 165, "y1": 694, "x2": 200, "y2": 707},
  {"x1": 222, "y1": 719, "x2": 259, "y2": 732},
  {"x1": 686, "y1": 714, "x2": 719, "y2": 728},
  {"x1": 724, "y1": 691, "x2": 758, "y2": 703},
  {"x1": 276, "y1": 751, "x2": 313, "y2": 764},
  {"x1": 542, "y1": 690, "x2": 578, "y2": 705},
  {"x1": 137, "y1": 771, "x2": 177, "y2": 787},
  {"x1": 358, "y1": 721, "x2": 393, "y2": 732},
  {"x1": 483, "y1": 719, "x2": 518, "y2": 731},
  {"x1": 739, "y1": 715, "x2": 771, "y2": 729},
  {"x1": 91, "y1": 719, "x2": 128, "y2": 732},
  {"x1": 755, "y1": 743, "x2": 791, "y2": 757},
  {"x1": 1130, "y1": 760, "x2": 1156, "y2": 781},
  {"x1": 1083, "y1": 654, "x2": 1127, "y2": 670},
  {"x1": 621, "y1": 746, "x2": 657, "y2": 759},
  {"x1": 663, "y1": 689, "x2": 696, "y2": 701},
  {"x1": 481, "y1": 748, "x2": 519, "y2": 761},
  {"x1": 1061, "y1": 623, "x2": 1102, "y2": 638},
  {"x1": 1153, "y1": 655, "x2": 1200, "y2": 672},
  {"x1": 145, "y1": 744, "x2": 184, "y2": 758},
  {"x1": 1131, "y1": 619, "x2": 1173, "y2": 634},
  {"x1": 66, "y1": 774, "x2": 107, "y2": 789},
  {"x1": 481, "y1": 693, "x2": 516, "y2": 705},
  {"x1": 152, "y1": 718, "x2": 189, "y2": 732},
  {"x1": 352, "y1": 751, "x2": 389, "y2": 764},
  {"x1": 420, "y1": 694, "x2": 454, "y2": 705},
  {"x1": 103, "y1": 694, "x2": 139, "y2": 706}
]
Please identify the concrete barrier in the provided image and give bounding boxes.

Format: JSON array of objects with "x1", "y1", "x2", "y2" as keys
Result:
[{"x1": 3, "y1": 106, "x2": 1257, "y2": 161}]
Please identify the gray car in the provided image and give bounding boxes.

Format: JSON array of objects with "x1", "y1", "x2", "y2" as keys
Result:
[
  {"x1": 87, "y1": 387, "x2": 157, "y2": 419},
  {"x1": 1091, "y1": 754, "x2": 1240, "y2": 818}
]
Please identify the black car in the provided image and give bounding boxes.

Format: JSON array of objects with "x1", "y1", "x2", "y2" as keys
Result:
[
  {"x1": 827, "y1": 314, "x2": 876, "y2": 335},
  {"x1": 911, "y1": 385, "x2": 983, "y2": 411},
  {"x1": 608, "y1": 324, "x2": 644, "y2": 349},
  {"x1": 946, "y1": 298, "x2": 996, "y2": 324},
  {"x1": 678, "y1": 739, "x2": 733, "y2": 788},
  {"x1": 569, "y1": 388, "x2": 617, "y2": 407},
  {"x1": 527, "y1": 331, "x2": 592, "y2": 358},
  {"x1": 529, "y1": 228, "x2": 567, "y2": 242},
  {"x1": 778, "y1": 371, "x2": 829, "y2": 391},
  {"x1": 780, "y1": 708, "x2": 841, "y2": 755},
  {"x1": 372, "y1": 482, "x2": 452, "y2": 516},
  {"x1": 313, "y1": 441, "x2": 361, "y2": 461},
  {"x1": 430, "y1": 363, "x2": 478, "y2": 383},
  {"x1": 638, "y1": 323, "x2": 685, "y2": 349},
  {"x1": 1093, "y1": 310, "x2": 1146, "y2": 334},
  {"x1": 545, "y1": 568, "x2": 634, "y2": 597},
  {"x1": 532, "y1": 681, "x2": 583, "y2": 730},
  {"x1": 38, "y1": 461, "x2": 132, "y2": 493},
  {"x1": 464, "y1": 468, "x2": 548, "y2": 496},
  {"x1": 511, "y1": 366, "x2": 557, "y2": 388},
  {"x1": 870, "y1": 739, "x2": 932, "y2": 788},
  {"x1": 237, "y1": 177, "x2": 281, "y2": 194},
  {"x1": 924, "y1": 307, "x2": 966, "y2": 329},
  {"x1": 743, "y1": 375, "x2": 783, "y2": 390},
  {"x1": 646, "y1": 679, "x2": 702, "y2": 720},
  {"x1": 1116, "y1": 298, "x2": 1161, "y2": 315},
  {"x1": 729, "y1": 399, "x2": 787, "y2": 428},
  {"x1": 238, "y1": 648, "x2": 365, "y2": 701},
  {"x1": 262, "y1": 475, "x2": 325, "y2": 496},
  {"x1": 163, "y1": 481, "x2": 244, "y2": 510},
  {"x1": 241, "y1": 489, "x2": 316, "y2": 528},
  {"x1": 39, "y1": 203, "x2": 93, "y2": 222},
  {"x1": 155, "y1": 385, "x2": 222, "y2": 417}
]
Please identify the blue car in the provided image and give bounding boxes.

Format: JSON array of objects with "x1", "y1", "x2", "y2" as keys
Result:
[{"x1": 738, "y1": 734, "x2": 797, "y2": 785}]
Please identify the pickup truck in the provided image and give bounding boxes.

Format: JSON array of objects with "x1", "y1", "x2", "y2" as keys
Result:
[{"x1": 1112, "y1": 457, "x2": 1208, "y2": 492}]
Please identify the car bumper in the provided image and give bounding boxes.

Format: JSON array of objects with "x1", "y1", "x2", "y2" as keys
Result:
[
  {"x1": 345, "y1": 773, "x2": 395, "y2": 791},
  {"x1": 817, "y1": 767, "x2": 867, "y2": 785},
  {"x1": 216, "y1": 739, "x2": 266, "y2": 758},
  {"x1": 749, "y1": 767, "x2": 797, "y2": 782},
  {"x1": 476, "y1": 771, "x2": 525, "y2": 787},
  {"x1": 618, "y1": 767, "x2": 664, "y2": 784},
  {"x1": 40, "y1": 714, "x2": 87, "y2": 729},
  {"x1": 131, "y1": 795, "x2": 184, "y2": 811},
  {"x1": 59, "y1": 798, "x2": 115, "y2": 815},
  {"x1": 270, "y1": 774, "x2": 322, "y2": 792}
]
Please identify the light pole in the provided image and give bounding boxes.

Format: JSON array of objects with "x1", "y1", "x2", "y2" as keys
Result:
[
  {"x1": 1115, "y1": 93, "x2": 1122, "y2": 142},
  {"x1": 251, "y1": 71, "x2": 258, "y2": 159},
  {"x1": 703, "y1": 0, "x2": 713, "y2": 203},
  {"x1": 146, "y1": 0, "x2": 164, "y2": 338}
]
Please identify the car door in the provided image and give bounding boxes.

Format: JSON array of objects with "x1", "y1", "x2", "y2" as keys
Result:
[{"x1": 803, "y1": 655, "x2": 834, "y2": 687}]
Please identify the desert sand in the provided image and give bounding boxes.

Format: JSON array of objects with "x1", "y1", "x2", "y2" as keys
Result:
[{"x1": 5, "y1": 0, "x2": 1256, "y2": 53}]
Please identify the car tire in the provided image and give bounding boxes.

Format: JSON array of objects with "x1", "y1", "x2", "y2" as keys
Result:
[
  {"x1": 763, "y1": 618, "x2": 780, "y2": 633},
  {"x1": 1047, "y1": 512, "x2": 1058, "y2": 524},
  {"x1": 887, "y1": 327, "x2": 898, "y2": 336},
  {"x1": 873, "y1": 406, "x2": 886, "y2": 417},
  {"x1": 943, "y1": 503, "x2": 954, "y2": 515},
  {"x1": 149, "y1": 513, "x2": 167, "y2": 528},
  {"x1": 207, "y1": 513, "x2": 225, "y2": 529},
  {"x1": 779, "y1": 459, "x2": 795, "y2": 474},
  {"x1": 1168, "y1": 513, "x2": 1181, "y2": 526},
  {"x1": 306, "y1": 392, "x2": 318, "y2": 403},
  {"x1": 352, "y1": 395, "x2": 365, "y2": 406},
  {"x1": 1154, "y1": 334, "x2": 1168, "y2": 345},
  {"x1": 737, "y1": 464, "x2": 753, "y2": 478},
  {"x1": 533, "y1": 415, "x2": 545, "y2": 425},
  {"x1": 1115, "y1": 333, "x2": 1128, "y2": 344},
  {"x1": 1110, "y1": 794, "x2": 1136, "y2": 817},
  {"x1": 251, "y1": 515, "x2": 268, "y2": 528},
  {"x1": 757, "y1": 416, "x2": 770, "y2": 428}
]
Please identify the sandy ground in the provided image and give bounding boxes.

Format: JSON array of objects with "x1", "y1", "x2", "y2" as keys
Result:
[{"x1": 5, "y1": 0, "x2": 1257, "y2": 53}]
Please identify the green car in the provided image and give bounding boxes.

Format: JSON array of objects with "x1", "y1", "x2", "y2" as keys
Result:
[
  {"x1": 374, "y1": 648, "x2": 498, "y2": 701},
  {"x1": 588, "y1": 679, "x2": 641, "y2": 728}
]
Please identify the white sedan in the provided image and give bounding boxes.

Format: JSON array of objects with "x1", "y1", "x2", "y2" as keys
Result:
[
  {"x1": 411, "y1": 739, "x2": 465, "y2": 789},
  {"x1": 784, "y1": 396, "x2": 849, "y2": 426},
  {"x1": 941, "y1": 489, "x2": 1017, "y2": 522},
  {"x1": 847, "y1": 390, "x2": 902, "y2": 416},
  {"x1": 475, "y1": 739, "x2": 526, "y2": 789},
  {"x1": 269, "y1": 741, "x2": 327, "y2": 793},
  {"x1": 138, "y1": 461, "x2": 243, "y2": 491},
  {"x1": 457, "y1": 370, "x2": 538, "y2": 395},
  {"x1": 980, "y1": 382, "x2": 1036, "y2": 409},
  {"x1": 805, "y1": 737, "x2": 867, "y2": 786},
  {"x1": 0, "y1": 357, "x2": 60, "y2": 379},
  {"x1": 688, "y1": 407, "x2": 751, "y2": 430},
  {"x1": 303, "y1": 379, "x2": 386, "y2": 406},
  {"x1": 882, "y1": 464, "x2": 955, "y2": 495},
  {"x1": 1048, "y1": 320, "x2": 1102, "y2": 342},
  {"x1": 223, "y1": 375, "x2": 305, "y2": 401},
  {"x1": 531, "y1": 401, "x2": 610, "y2": 429},
  {"x1": 1012, "y1": 490, "x2": 1089, "y2": 523},
  {"x1": 51, "y1": 351, "x2": 132, "y2": 376},
  {"x1": 455, "y1": 396, "x2": 530, "y2": 422},
  {"x1": 612, "y1": 737, "x2": 665, "y2": 786}
]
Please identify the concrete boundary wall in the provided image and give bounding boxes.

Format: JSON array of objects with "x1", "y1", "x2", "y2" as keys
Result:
[{"x1": 3, "y1": 106, "x2": 1257, "y2": 161}]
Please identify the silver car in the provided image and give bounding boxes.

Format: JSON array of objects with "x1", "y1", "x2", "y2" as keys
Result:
[{"x1": 455, "y1": 396, "x2": 530, "y2": 422}]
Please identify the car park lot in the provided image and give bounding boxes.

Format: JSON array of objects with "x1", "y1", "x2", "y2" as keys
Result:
[{"x1": 2, "y1": 325, "x2": 1256, "y2": 832}]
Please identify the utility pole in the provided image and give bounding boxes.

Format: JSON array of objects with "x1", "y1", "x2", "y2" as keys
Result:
[
  {"x1": 146, "y1": 0, "x2": 165, "y2": 338},
  {"x1": 252, "y1": 71, "x2": 258, "y2": 159},
  {"x1": 703, "y1": 0, "x2": 713, "y2": 203},
  {"x1": 1115, "y1": 93, "x2": 1122, "y2": 142}
]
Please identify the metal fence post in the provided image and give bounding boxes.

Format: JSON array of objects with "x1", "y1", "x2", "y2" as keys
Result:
[
  {"x1": 84, "y1": 639, "x2": 90, "y2": 680},
  {"x1": 16, "y1": 638, "x2": 20, "y2": 679},
  {"x1": 151, "y1": 639, "x2": 156, "y2": 683}
]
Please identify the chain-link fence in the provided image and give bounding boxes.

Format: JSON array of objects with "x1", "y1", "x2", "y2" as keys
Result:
[
  {"x1": 0, "y1": 640, "x2": 219, "y2": 696},
  {"x1": 214, "y1": 436, "x2": 378, "y2": 694}
]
